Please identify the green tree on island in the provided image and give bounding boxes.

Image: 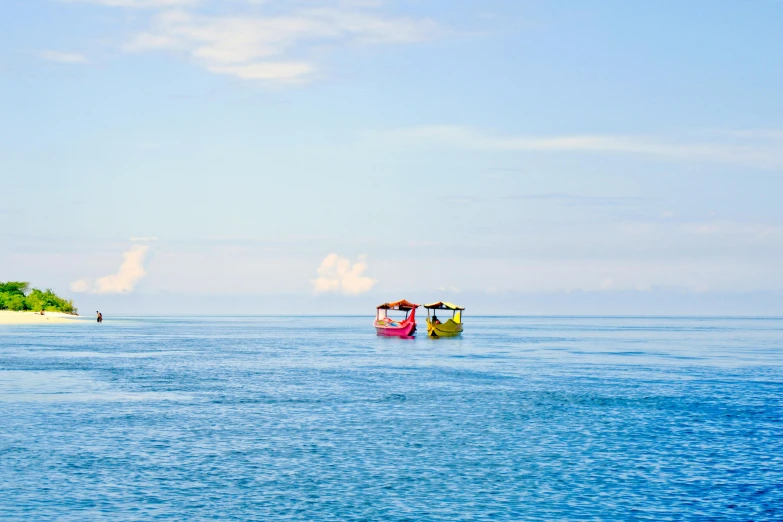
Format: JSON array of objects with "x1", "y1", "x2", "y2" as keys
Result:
[{"x1": 0, "y1": 282, "x2": 77, "y2": 314}]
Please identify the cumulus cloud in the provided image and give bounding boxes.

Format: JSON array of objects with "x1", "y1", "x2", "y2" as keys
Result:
[
  {"x1": 311, "y1": 253, "x2": 376, "y2": 295},
  {"x1": 39, "y1": 50, "x2": 89, "y2": 63},
  {"x1": 70, "y1": 245, "x2": 150, "y2": 294}
]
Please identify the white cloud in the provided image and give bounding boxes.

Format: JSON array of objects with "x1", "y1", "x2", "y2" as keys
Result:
[
  {"x1": 39, "y1": 50, "x2": 89, "y2": 63},
  {"x1": 385, "y1": 125, "x2": 783, "y2": 169},
  {"x1": 130, "y1": 236, "x2": 159, "y2": 241},
  {"x1": 122, "y1": 6, "x2": 439, "y2": 82},
  {"x1": 208, "y1": 61, "x2": 314, "y2": 81},
  {"x1": 311, "y1": 253, "x2": 376, "y2": 295},
  {"x1": 70, "y1": 245, "x2": 150, "y2": 294}
]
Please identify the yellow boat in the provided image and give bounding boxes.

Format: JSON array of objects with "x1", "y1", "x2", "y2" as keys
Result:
[{"x1": 424, "y1": 301, "x2": 465, "y2": 338}]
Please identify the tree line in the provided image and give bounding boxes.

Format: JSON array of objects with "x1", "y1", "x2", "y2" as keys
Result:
[{"x1": 0, "y1": 282, "x2": 77, "y2": 314}]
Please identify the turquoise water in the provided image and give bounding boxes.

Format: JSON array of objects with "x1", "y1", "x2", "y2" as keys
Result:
[{"x1": 1, "y1": 316, "x2": 781, "y2": 520}]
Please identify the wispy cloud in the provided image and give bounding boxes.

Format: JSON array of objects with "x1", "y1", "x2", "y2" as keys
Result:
[
  {"x1": 385, "y1": 125, "x2": 783, "y2": 169},
  {"x1": 56, "y1": 0, "x2": 441, "y2": 83},
  {"x1": 440, "y1": 195, "x2": 484, "y2": 205},
  {"x1": 70, "y1": 245, "x2": 150, "y2": 294},
  {"x1": 436, "y1": 285, "x2": 461, "y2": 293},
  {"x1": 39, "y1": 50, "x2": 89, "y2": 64},
  {"x1": 61, "y1": 0, "x2": 198, "y2": 8},
  {"x1": 441, "y1": 193, "x2": 649, "y2": 209},
  {"x1": 504, "y1": 193, "x2": 648, "y2": 204},
  {"x1": 311, "y1": 253, "x2": 376, "y2": 295},
  {"x1": 118, "y1": 5, "x2": 439, "y2": 83},
  {"x1": 714, "y1": 129, "x2": 783, "y2": 140},
  {"x1": 207, "y1": 61, "x2": 314, "y2": 81},
  {"x1": 681, "y1": 221, "x2": 779, "y2": 239}
]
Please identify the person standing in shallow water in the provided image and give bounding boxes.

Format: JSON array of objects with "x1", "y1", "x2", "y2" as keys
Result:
[{"x1": 96, "y1": 311, "x2": 103, "y2": 323}]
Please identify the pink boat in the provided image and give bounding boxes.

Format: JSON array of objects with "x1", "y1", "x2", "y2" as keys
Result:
[{"x1": 374, "y1": 300, "x2": 419, "y2": 337}]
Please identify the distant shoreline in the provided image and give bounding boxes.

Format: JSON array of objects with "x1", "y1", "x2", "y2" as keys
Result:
[{"x1": 0, "y1": 311, "x2": 82, "y2": 325}]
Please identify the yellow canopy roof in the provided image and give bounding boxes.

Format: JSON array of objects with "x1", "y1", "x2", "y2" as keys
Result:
[{"x1": 424, "y1": 301, "x2": 465, "y2": 311}]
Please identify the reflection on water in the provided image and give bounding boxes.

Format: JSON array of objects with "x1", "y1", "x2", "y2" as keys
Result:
[{"x1": 0, "y1": 316, "x2": 781, "y2": 520}]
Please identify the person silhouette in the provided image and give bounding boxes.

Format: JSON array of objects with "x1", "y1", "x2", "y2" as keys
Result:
[{"x1": 96, "y1": 311, "x2": 103, "y2": 323}]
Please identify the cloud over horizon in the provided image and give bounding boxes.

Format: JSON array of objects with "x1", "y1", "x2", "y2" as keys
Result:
[
  {"x1": 70, "y1": 245, "x2": 150, "y2": 294},
  {"x1": 312, "y1": 253, "x2": 376, "y2": 295}
]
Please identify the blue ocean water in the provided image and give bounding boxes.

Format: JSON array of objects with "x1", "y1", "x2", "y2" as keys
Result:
[{"x1": 0, "y1": 316, "x2": 781, "y2": 521}]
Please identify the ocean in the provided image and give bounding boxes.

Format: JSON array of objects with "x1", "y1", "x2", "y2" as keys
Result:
[{"x1": 1, "y1": 316, "x2": 781, "y2": 521}]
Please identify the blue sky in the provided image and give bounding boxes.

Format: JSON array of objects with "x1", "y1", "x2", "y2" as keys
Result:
[{"x1": 1, "y1": 0, "x2": 782, "y2": 314}]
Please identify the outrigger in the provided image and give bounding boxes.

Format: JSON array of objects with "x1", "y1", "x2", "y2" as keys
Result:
[
  {"x1": 374, "y1": 300, "x2": 419, "y2": 337},
  {"x1": 424, "y1": 302, "x2": 465, "y2": 337}
]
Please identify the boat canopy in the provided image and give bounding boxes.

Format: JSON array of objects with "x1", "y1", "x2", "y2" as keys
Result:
[
  {"x1": 377, "y1": 299, "x2": 419, "y2": 311},
  {"x1": 424, "y1": 301, "x2": 465, "y2": 311}
]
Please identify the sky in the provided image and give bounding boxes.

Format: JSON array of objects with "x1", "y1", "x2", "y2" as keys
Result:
[{"x1": 1, "y1": 0, "x2": 782, "y2": 315}]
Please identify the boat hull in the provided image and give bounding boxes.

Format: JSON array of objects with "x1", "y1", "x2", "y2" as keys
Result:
[
  {"x1": 375, "y1": 321, "x2": 417, "y2": 337},
  {"x1": 426, "y1": 318, "x2": 463, "y2": 338}
]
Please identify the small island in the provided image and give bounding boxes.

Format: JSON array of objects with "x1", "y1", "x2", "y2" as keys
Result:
[{"x1": 0, "y1": 281, "x2": 79, "y2": 324}]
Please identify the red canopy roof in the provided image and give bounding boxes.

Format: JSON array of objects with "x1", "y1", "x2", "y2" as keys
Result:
[{"x1": 377, "y1": 299, "x2": 419, "y2": 310}]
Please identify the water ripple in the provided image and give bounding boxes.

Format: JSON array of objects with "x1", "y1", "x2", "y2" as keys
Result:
[{"x1": 0, "y1": 316, "x2": 781, "y2": 520}]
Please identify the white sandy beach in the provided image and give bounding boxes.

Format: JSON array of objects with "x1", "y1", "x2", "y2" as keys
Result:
[{"x1": 0, "y1": 311, "x2": 83, "y2": 325}]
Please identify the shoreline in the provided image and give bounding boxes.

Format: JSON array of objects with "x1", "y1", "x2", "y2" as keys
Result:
[{"x1": 0, "y1": 311, "x2": 83, "y2": 325}]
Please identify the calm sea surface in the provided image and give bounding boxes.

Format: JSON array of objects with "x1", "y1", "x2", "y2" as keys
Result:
[{"x1": 0, "y1": 316, "x2": 781, "y2": 521}]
